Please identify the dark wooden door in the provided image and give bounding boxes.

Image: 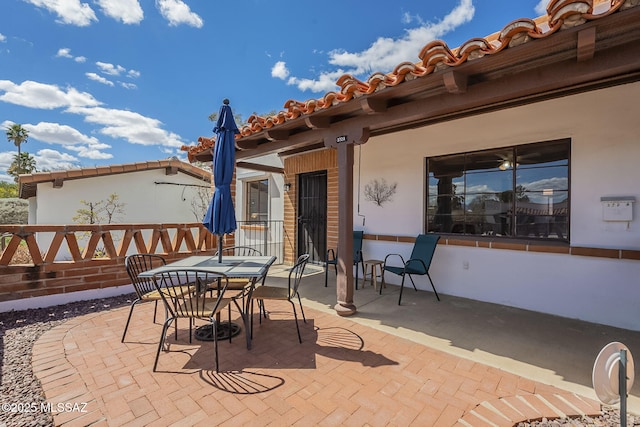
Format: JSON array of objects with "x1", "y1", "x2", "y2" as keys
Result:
[{"x1": 297, "y1": 171, "x2": 327, "y2": 263}]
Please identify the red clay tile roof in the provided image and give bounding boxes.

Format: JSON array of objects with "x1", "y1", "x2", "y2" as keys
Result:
[
  {"x1": 181, "y1": 0, "x2": 635, "y2": 161},
  {"x1": 18, "y1": 159, "x2": 211, "y2": 199}
]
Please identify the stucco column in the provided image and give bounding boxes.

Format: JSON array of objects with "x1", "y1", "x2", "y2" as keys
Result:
[{"x1": 334, "y1": 142, "x2": 356, "y2": 316}]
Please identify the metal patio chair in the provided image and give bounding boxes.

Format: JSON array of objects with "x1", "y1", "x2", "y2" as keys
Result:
[
  {"x1": 215, "y1": 246, "x2": 263, "y2": 304},
  {"x1": 152, "y1": 269, "x2": 232, "y2": 373},
  {"x1": 382, "y1": 234, "x2": 441, "y2": 305},
  {"x1": 123, "y1": 254, "x2": 195, "y2": 343},
  {"x1": 325, "y1": 231, "x2": 365, "y2": 289},
  {"x1": 122, "y1": 254, "x2": 168, "y2": 343},
  {"x1": 250, "y1": 254, "x2": 310, "y2": 343}
]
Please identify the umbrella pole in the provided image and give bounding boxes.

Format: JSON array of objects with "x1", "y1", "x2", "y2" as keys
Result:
[{"x1": 217, "y1": 234, "x2": 223, "y2": 263}]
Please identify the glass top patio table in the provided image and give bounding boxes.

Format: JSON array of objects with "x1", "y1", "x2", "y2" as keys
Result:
[
  {"x1": 138, "y1": 255, "x2": 276, "y2": 349},
  {"x1": 139, "y1": 255, "x2": 276, "y2": 278}
]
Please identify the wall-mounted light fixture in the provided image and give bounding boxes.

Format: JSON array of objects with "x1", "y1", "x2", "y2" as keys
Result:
[{"x1": 284, "y1": 183, "x2": 291, "y2": 192}]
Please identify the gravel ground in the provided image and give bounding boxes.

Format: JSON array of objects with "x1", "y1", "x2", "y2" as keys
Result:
[
  {"x1": 0, "y1": 294, "x2": 638, "y2": 427},
  {"x1": 0, "y1": 295, "x2": 131, "y2": 427}
]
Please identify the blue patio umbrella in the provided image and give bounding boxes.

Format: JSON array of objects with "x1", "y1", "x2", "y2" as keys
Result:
[{"x1": 203, "y1": 99, "x2": 239, "y2": 262}]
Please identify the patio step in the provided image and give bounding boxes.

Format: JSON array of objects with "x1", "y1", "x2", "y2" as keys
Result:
[{"x1": 455, "y1": 393, "x2": 601, "y2": 426}]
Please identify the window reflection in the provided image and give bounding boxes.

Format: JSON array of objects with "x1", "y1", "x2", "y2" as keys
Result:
[
  {"x1": 246, "y1": 179, "x2": 269, "y2": 222},
  {"x1": 426, "y1": 140, "x2": 569, "y2": 241}
]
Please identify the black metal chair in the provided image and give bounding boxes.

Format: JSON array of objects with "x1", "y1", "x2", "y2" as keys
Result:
[
  {"x1": 152, "y1": 269, "x2": 232, "y2": 372},
  {"x1": 123, "y1": 254, "x2": 196, "y2": 343},
  {"x1": 216, "y1": 246, "x2": 262, "y2": 257},
  {"x1": 250, "y1": 254, "x2": 310, "y2": 343},
  {"x1": 122, "y1": 254, "x2": 167, "y2": 343},
  {"x1": 382, "y1": 234, "x2": 441, "y2": 305},
  {"x1": 325, "y1": 231, "x2": 365, "y2": 289}
]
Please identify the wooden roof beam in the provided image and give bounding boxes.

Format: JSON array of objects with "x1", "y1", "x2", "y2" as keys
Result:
[
  {"x1": 236, "y1": 161, "x2": 284, "y2": 174},
  {"x1": 360, "y1": 98, "x2": 387, "y2": 114},
  {"x1": 265, "y1": 129, "x2": 290, "y2": 141},
  {"x1": 304, "y1": 116, "x2": 330, "y2": 129},
  {"x1": 577, "y1": 26, "x2": 597, "y2": 62},
  {"x1": 443, "y1": 70, "x2": 468, "y2": 94},
  {"x1": 236, "y1": 140, "x2": 258, "y2": 150}
]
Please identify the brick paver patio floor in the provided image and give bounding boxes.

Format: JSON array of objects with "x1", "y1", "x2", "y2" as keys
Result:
[{"x1": 32, "y1": 299, "x2": 601, "y2": 427}]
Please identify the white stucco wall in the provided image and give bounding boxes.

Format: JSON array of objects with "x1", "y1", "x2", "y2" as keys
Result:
[
  {"x1": 235, "y1": 154, "x2": 285, "y2": 259},
  {"x1": 32, "y1": 168, "x2": 210, "y2": 225},
  {"x1": 236, "y1": 154, "x2": 285, "y2": 223},
  {"x1": 354, "y1": 81, "x2": 640, "y2": 331}
]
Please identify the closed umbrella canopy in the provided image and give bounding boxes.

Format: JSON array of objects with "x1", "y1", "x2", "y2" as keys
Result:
[{"x1": 203, "y1": 99, "x2": 239, "y2": 261}]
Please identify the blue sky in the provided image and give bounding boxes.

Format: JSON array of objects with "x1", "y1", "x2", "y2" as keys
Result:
[{"x1": 0, "y1": 0, "x2": 549, "y2": 182}]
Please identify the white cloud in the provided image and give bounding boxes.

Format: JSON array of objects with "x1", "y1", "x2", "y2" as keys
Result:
[
  {"x1": 523, "y1": 177, "x2": 568, "y2": 194},
  {"x1": 0, "y1": 80, "x2": 101, "y2": 109},
  {"x1": 0, "y1": 151, "x2": 17, "y2": 179},
  {"x1": 67, "y1": 106, "x2": 185, "y2": 148},
  {"x1": 95, "y1": 62, "x2": 140, "y2": 80},
  {"x1": 96, "y1": 0, "x2": 144, "y2": 24},
  {"x1": 56, "y1": 48, "x2": 73, "y2": 58},
  {"x1": 23, "y1": 0, "x2": 98, "y2": 26},
  {"x1": 328, "y1": 0, "x2": 474, "y2": 74},
  {"x1": 119, "y1": 82, "x2": 137, "y2": 90},
  {"x1": 535, "y1": 1, "x2": 548, "y2": 16},
  {"x1": 86, "y1": 72, "x2": 114, "y2": 86},
  {"x1": 96, "y1": 61, "x2": 126, "y2": 76},
  {"x1": 155, "y1": 0, "x2": 203, "y2": 28},
  {"x1": 278, "y1": 0, "x2": 475, "y2": 93},
  {"x1": 402, "y1": 11, "x2": 424, "y2": 25},
  {"x1": 56, "y1": 47, "x2": 86, "y2": 63},
  {"x1": 288, "y1": 70, "x2": 346, "y2": 93},
  {"x1": 23, "y1": 122, "x2": 99, "y2": 146},
  {"x1": 64, "y1": 145, "x2": 113, "y2": 159},
  {"x1": 1, "y1": 80, "x2": 185, "y2": 160},
  {"x1": 271, "y1": 61, "x2": 290, "y2": 80},
  {"x1": 0, "y1": 33, "x2": 6, "y2": 43},
  {"x1": 34, "y1": 149, "x2": 80, "y2": 170},
  {"x1": 0, "y1": 144, "x2": 81, "y2": 175},
  {"x1": 22, "y1": 122, "x2": 113, "y2": 160}
]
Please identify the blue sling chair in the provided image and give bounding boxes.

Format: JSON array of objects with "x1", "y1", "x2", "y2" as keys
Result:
[
  {"x1": 382, "y1": 234, "x2": 441, "y2": 305},
  {"x1": 325, "y1": 230, "x2": 365, "y2": 289}
]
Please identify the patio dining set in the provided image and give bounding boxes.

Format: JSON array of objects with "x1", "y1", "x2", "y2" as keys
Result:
[
  {"x1": 121, "y1": 247, "x2": 310, "y2": 373},
  {"x1": 121, "y1": 232, "x2": 442, "y2": 374}
]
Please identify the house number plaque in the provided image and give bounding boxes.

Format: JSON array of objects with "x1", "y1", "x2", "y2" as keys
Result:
[{"x1": 336, "y1": 135, "x2": 347, "y2": 143}]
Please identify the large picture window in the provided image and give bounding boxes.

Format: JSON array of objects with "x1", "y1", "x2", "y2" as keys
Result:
[
  {"x1": 426, "y1": 139, "x2": 569, "y2": 241},
  {"x1": 246, "y1": 179, "x2": 269, "y2": 222}
]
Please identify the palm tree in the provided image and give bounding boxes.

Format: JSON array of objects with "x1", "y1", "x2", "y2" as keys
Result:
[
  {"x1": 5, "y1": 123, "x2": 29, "y2": 158},
  {"x1": 8, "y1": 152, "x2": 37, "y2": 182}
]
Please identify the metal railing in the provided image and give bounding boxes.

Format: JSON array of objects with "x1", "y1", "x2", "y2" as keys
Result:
[{"x1": 234, "y1": 220, "x2": 284, "y2": 263}]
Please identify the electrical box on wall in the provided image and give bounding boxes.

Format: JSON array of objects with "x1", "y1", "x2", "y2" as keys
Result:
[{"x1": 600, "y1": 196, "x2": 635, "y2": 222}]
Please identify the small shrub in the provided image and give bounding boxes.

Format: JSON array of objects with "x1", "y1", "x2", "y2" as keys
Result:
[
  {"x1": 9, "y1": 245, "x2": 33, "y2": 264},
  {"x1": 0, "y1": 198, "x2": 28, "y2": 224},
  {"x1": 0, "y1": 243, "x2": 34, "y2": 265}
]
